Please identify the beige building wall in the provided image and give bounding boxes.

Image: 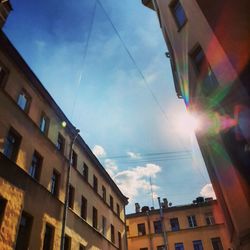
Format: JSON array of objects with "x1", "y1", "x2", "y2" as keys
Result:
[{"x1": 127, "y1": 201, "x2": 230, "y2": 250}]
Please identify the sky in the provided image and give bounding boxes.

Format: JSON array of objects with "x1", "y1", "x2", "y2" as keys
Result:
[{"x1": 4, "y1": 0, "x2": 214, "y2": 213}]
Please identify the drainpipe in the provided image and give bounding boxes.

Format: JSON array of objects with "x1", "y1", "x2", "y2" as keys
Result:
[
  {"x1": 146, "y1": 210, "x2": 153, "y2": 250},
  {"x1": 60, "y1": 128, "x2": 80, "y2": 250},
  {"x1": 158, "y1": 197, "x2": 168, "y2": 250}
]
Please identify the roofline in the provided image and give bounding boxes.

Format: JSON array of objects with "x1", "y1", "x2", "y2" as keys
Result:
[
  {"x1": 126, "y1": 200, "x2": 217, "y2": 218},
  {"x1": 0, "y1": 30, "x2": 128, "y2": 205},
  {"x1": 141, "y1": 0, "x2": 155, "y2": 10}
]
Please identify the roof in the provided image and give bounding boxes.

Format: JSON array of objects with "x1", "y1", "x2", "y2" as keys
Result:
[
  {"x1": 0, "y1": 30, "x2": 128, "y2": 205},
  {"x1": 126, "y1": 200, "x2": 217, "y2": 218}
]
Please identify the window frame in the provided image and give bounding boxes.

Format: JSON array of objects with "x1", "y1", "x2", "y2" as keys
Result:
[
  {"x1": 56, "y1": 133, "x2": 65, "y2": 154},
  {"x1": 193, "y1": 240, "x2": 203, "y2": 250},
  {"x1": 93, "y1": 175, "x2": 98, "y2": 193},
  {"x1": 82, "y1": 163, "x2": 88, "y2": 182},
  {"x1": 42, "y1": 223, "x2": 55, "y2": 250},
  {"x1": 187, "y1": 215, "x2": 197, "y2": 228},
  {"x1": 29, "y1": 150, "x2": 43, "y2": 181},
  {"x1": 50, "y1": 169, "x2": 60, "y2": 197},
  {"x1": 111, "y1": 224, "x2": 115, "y2": 243},
  {"x1": 39, "y1": 112, "x2": 50, "y2": 136},
  {"x1": 137, "y1": 223, "x2": 146, "y2": 236},
  {"x1": 92, "y1": 206, "x2": 98, "y2": 229},
  {"x1": 170, "y1": 217, "x2": 180, "y2": 231},
  {"x1": 17, "y1": 88, "x2": 31, "y2": 113},
  {"x1": 169, "y1": 0, "x2": 187, "y2": 31},
  {"x1": 0, "y1": 62, "x2": 9, "y2": 89},
  {"x1": 153, "y1": 220, "x2": 162, "y2": 234},
  {"x1": 68, "y1": 184, "x2": 75, "y2": 209},
  {"x1": 81, "y1": 196, "x2": 87, "y2": 220}
]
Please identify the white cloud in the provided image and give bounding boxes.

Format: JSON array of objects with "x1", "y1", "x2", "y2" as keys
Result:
[
  {"x1": 127, "y1": 151, "x2": 141, "y2": 159},
  {"x1": 113, "y1": 164, "x2": 161, "y2": 201},
  {"x1": 104, "y1": 159, "x2": 118, "y2": 177},
  {"x1": 92, "y1": 145, "x2": 106, "y2": 157},
  {"x1": 200, "y1": 183, "x2": 216, "y2": 199}
]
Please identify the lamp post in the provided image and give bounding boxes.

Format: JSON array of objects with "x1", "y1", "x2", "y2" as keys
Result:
[{"x1": 60, "y1": 127, "x2": 80, "y2": 250}]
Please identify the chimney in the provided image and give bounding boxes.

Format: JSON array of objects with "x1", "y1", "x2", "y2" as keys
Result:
[
  {"x1": 0, "y1": 0, "x2": 12, "y2": 28},
  {"x1": 162, "y1": 198, "x2": 168, "y2": 208},
  {"x1": 135, "y1": 203, "x2": 140, "y2": 213}
]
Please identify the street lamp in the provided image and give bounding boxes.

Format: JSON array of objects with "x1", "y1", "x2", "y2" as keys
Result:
[{"x1": 60, "y1": 127, "x2": 80, "y2": 250}]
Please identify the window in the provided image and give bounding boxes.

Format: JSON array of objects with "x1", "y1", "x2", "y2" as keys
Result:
[
  {"x1": 211, "y1": 237, "x2": 223, "y2": 250},
  {"x1": 29, "y1": 151, "x2": 43, "y2": 181},
  {"x1": 0, "y1": 197, "x2": 7, "y2": 227},
  {"x1": 205, "y1": 213, "x2": 215, "y2": 225},
  {"x1": 154, "y1": 220, "x2": 162, "y2": 233},
  {"x1": 170, "y1": 218, "x2": 180, "y2": 231},
  {"x1": 170, "y1": 0, "x2": 187, "y2": 29},
  {"x1": 43, "y1": 223, "x2": 54, "y2": 250},
  {"x1": 39, "y1": 113, "x2": 50, "y2": 135},
  {"x1": 157, "y1": 246, "x2": 166, "y2": 250},
  {"x1": 102, "y1": 216, "x2": 106, "y2": 236},
  {"x1": 188, "y1": 215, "x2": 197, "y2": 228},
  {"x1": 102, "y1": 185, "x2": 106, "y2": 201},
  {"x1": 126, "y1": 225, "x2": 130, "y2": 235},
  {"x1": 15, "y1": 212, "x2": 33, "y2": 250},
  {"x1": 140, "y1": 248, "x2": 148, "y2": 250},
  {"x1": 81, "y1": 196, "x2": 87, "y2": 220},
  {"x1": 64, "y1": 235, "x2": 71, "y2": 250},
  {"x1": 92, "y1": 207, "x2": 98, "y2": 229},
  {"x1": 68, "y1": 185, "x2": 75, "y2": 209},
  {"x1": 56, "y1": 133, "x2": 65, "y2": 153},
  {"x1": 118, "y1": 231, "x2": 122, "y2": 250},
  {"x1": 17, "y1": 89, "x2": 31, "y2": 113},
  {"x1": 0, "y1": 64, "x2": 8, "y2": 88},
  {"x1": 116, "y1": 203, "x2": 120, "y2": 216},
  {"x1": 79, "y1": 244, "x2": 86, "y2": 250},
  {"x1": 175, "y1": 243, "x2": 184, "y2": 250},
  {"x1": 82, "y1": 163, "x2": 88, "y2": 181},
  {"x1": 3, "y1": 128, "x2": 21, "y2": 162},
  {"x1": 51, "y1": 170, "x2": 60, "y2": 197},
  {"x1": 137, "y1": 223, "x2": 146, "y2": 236},
  {"x1": 193, "y1": 240, "x2": 203, "y2": 250},
  {"x1": 190, "y1": 45, "x2": 219, "y2": 96},
  {"x1": 111, "y1": 224, "x2": 115, "y2": 243},
  {"x1": 71, "y1": 150, "x2": 77, "y2": 169},
  {"x1": 110, "y1": 195, "x2": 113, "y2": 210},
  {"x1": 93, "y1": 175, "x2": 98, "y2": 192}
]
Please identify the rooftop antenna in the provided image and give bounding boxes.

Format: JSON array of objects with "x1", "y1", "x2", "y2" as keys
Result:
[{"x1": 150, "y1": 176, "x2": 155, "y2": 208}]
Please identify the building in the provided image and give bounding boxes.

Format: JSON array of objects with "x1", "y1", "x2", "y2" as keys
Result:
[
  {"x1": 0, "y1": 1, "x2": 128, "y2": 249},
  {"x1": 126, "y1": 198, "x2": 230, "y2": 250},
  {"x1": 142, "y1": 0, "x2": 250, "y2": 249}
]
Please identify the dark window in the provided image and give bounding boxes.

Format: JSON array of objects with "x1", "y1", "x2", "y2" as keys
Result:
[
  {"x1": 157, "y1": 246, "x2": 166, "y2": 250},
  {"x1": 3, "y1": 128, "x2": 21, "y2": 162},
  {"x1": 205, "y1": 213, "x2": 215, "y2": 225},
  {"x1": 102, "y1": 216, "x2": 106, "y2": 235},
  {"x1": 211, "y1": 237, "x2": 223, "y2": 250},
  {"x1": 0, "y1": 64, "x2": 8, "y2": 88},
  {"x1": 43, "y1": 223, "x2": 54, "y2": 250},
  {"x1": 110, "y1": 195, "x2": 113, "y2": 210},
  {"x1": 64, "y1": 235, "x2": 71, "y2": 250},
  {"x1": 118, "y1": 231, "x2": 122, "y2": 250},
  {"x1": 193, "y1": 240, "x2": 203, "y2": 250},
  {"x1": 116, "y1": 203, "x2": 120, "y2": 216},
  {"x1": 102, "y1": 185, "x2": 106, "y2": 201},
  {"x1": 190, "y1": 45, "x2": 219, "y2": 96},
  {"x1": 56, "y1": 133, "x2": 65, "y2": 153},
  {"x1": 175, "y1": 243, "x2": 184, "y2": 250},
  {"x1": 111, "y1": 224, "x2": 115, "y2": 243},
  {"x1": 140, "y1": 248, "x2": 148, "y2": 250},
  {"x1": 93, "y1": 175, "x2": 98, "y2": 192},
  {"x1": 68, "y1": 185, "x2": 75, "y2": 209},
  {"x1": 79, "y1": 244, "x2": 86, "y2": 250},
  {"x1": 29, "y1": 151, "x2": 43, "y2": 181},
  {"x1": 188, "y1": 215, "x2": 197, "y2": 228},
  {"x1": 39, "y1": 113, "x2": 50, "y2": 135},
  {"x1": 51, "y1": 170, "x2": 60, "y2": 197},
  {"x1": 170, "y1": 0, "x2": 187, "y2": 29},
  {"x1": 0, "y1": 197, "x2": 7, "y2": 226},
  {"x1": 154, "y1": 220, "x2": 162, "y2": 234},
  {"x1": 15, "y1": 212, "x2": 33, "y2": 250},
  {"x1": 137, "y1": 223, "x2": 146, "y2": 236},
  {"x1": 170, "y1": 218, "x2": 180, "y2": 231},
  {"x1": 71, "y1": 150, "x2": 77, "y2": 169},
  {"x1": 92, "y1": 207, "x2": 98, "y2": 229},
  {"x1": 82, "y1": 163, "x2": 88, "y2": 181},
  {"x1": 126, "y1": 225, "x2": 129, "y2": 235},
  {"x1": 81, "y1": 196, "x2": 87, "y2": 220},
  {"x1": 17, "y1": 89, "x2": 31, "y2": 113}
]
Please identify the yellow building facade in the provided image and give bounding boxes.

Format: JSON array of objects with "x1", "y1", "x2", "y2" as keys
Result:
[
  {"x1": 0, "y1": 1, "x2": 128, "y2": 249},
  {"x1": 127, "y1": 199, "x2": 230, "y2": 250},
  {"x1": 142, "y1": 1, "x2": 250, "y2": 249}
]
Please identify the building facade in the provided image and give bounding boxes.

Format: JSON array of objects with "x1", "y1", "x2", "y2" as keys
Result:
[
  {"x1": 127, "y1": 199, "x2": 230, "y2": 250},
  {"x1": 142, "y1": 0, "x2": 250, "y2": 249},
  {"x1": 0, "y1": 1, "x2": 128, "y2": 249}
]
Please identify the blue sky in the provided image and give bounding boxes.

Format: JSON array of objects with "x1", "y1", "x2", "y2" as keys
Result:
[{"x1": 4, "y1": 0, "x2": 214, "y2": 213}]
